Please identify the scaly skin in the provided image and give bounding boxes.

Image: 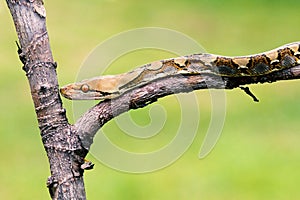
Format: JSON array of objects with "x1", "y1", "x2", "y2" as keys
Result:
[{"x1": 60, "y1": 42, "x2": 300, "y2": 100}]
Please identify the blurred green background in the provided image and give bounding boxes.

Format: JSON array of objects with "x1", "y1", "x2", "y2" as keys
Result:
[{"x1": 1, "y1": 0, "x2": 300, "y2": 199}]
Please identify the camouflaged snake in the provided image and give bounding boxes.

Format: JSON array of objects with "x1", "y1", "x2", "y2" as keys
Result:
[{"x1": 60, "y1": 42, "x2": 300, "y2": 100}]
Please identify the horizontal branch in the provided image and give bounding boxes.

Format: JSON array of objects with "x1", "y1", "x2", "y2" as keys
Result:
[{"x1": 75, "y1": 64, "x2": 300, "y2": 150}]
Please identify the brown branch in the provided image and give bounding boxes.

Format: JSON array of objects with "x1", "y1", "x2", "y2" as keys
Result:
[
  {"x1": 75, "y1": 64, "x2": 300, "y2": 151},
  {"x1": 6, "y1": 1, "x2": 300, "y2": 199},
  {"x1": 6, "y1": 1, "x2": 87, "y2": 199}
]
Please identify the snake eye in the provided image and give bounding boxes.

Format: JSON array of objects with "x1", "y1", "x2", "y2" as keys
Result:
[{"x1": 81, "y1": 84, "x2": 89, "y2": 93}]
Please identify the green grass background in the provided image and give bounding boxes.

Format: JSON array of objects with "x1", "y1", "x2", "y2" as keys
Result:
[{"x1": 1, "y1": 0, "x2": 300, "y2": 199}]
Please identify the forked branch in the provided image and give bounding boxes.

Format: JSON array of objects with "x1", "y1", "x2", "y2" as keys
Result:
[{"x1": 6, "y1": 0, "x2": 300, "y2": 199}]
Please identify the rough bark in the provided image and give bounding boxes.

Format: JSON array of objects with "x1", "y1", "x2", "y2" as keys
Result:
[
  {"x1": 6, "y1": 1, "x2": 87, "y2": 199},
  {"x1": 6, "y1": 0, "x2": 300, "y2": 199},
  {"x1": 76, "y1": 65, "x2": 300, "y2": 151}
]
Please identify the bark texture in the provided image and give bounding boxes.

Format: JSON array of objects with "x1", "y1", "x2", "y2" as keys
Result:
[
  {"x1": 76, "y1": 65, "x2": 300, "y2": 151},
  {"x1": 6, "y1": 1, "x2": 87, "y2": 199},
  {"x1": 6, "y1": 0, "x2": 300, "y2": 199}
]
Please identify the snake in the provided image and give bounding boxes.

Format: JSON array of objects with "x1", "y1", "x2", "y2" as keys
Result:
[{"x1": 60, "y1": 42, "x2": 300, "y2": 100}]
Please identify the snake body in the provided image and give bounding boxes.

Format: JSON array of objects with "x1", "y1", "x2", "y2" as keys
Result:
[{"x1": 60, "y1": 42, "x2": 300, "y2": 100}]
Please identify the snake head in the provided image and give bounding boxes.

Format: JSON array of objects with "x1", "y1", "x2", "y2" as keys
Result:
[{"x1": 60, "y1": 75, "x2": 121, "y2": 100}]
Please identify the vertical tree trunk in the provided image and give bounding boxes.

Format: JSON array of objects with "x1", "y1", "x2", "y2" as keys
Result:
[
  {"x1": 6, "y1": 1, "x2": 87, "y2": 199},
  {"x1": 6, "y1": 1, "x2": 300, "y2": 200}
]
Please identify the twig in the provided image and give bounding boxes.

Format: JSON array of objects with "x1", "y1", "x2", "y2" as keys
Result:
[{"x1": 239, "y1": 86, "x2": 259, "y2": 102}]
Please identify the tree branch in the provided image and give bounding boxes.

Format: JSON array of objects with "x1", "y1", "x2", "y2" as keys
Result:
[
  {"x1": 6, "y1": 0, "x2": 87, "y2": 199},
  {"x1": 7, "y1": 0, "x2": 300, "y2": 199},
  {"x1": 75, "y1": 64, "x2": 300, "y2": 151}
]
